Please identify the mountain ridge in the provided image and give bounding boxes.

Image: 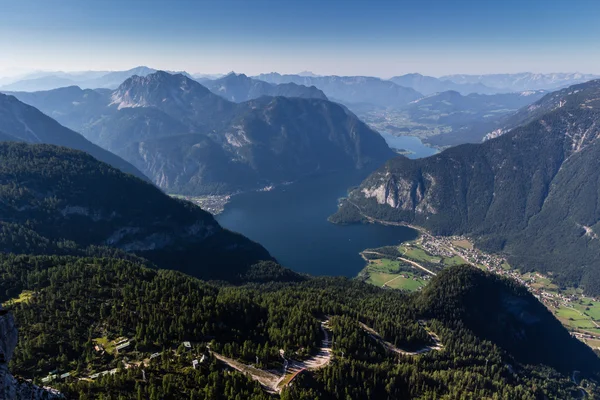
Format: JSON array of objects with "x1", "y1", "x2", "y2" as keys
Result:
[
  {"x1": 0, "y1": 92, "x2": 148, "y2": 181},
  {"x1": 331, "y1": 80, "x2": 600, "y2": 295},
  {"x1": 203, "y1": 72, "x2": 328, "y2": 102},
  {"x1": 0, "y1": 142, "x2": 275, "y2": 281},
  {"x1": 254, "y1": 72, "x2": 423, "y2": 108},
  {"x1": 9, "y1": 71, "x2": 396, "y2": 195}
]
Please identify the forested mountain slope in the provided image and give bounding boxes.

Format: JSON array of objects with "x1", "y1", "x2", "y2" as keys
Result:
[
  {"x1": 0, "y1": 93, "x2": 147, "y2": 180},
  {"x1": 0, "y1": 142, "x2": 273, "y2": 281},
  {"x1": 419, "y1": 266, "x2": 600, "y2": 372},
  {"x1": 9, "y1": 72, "x2": 395, "y2": 195},
  {"x1": 2, "y1": 256, "x2": 597, "y2": 399},
  {"x1": 332, "y1": 80, "x2": 600, "y2": 294},
  {"x1": 0, "y1": 142, "x2": 597, "y2": 398}
]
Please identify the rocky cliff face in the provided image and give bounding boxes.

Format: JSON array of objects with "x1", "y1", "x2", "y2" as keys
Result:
[
  {"x1": 0, "y1": 307, "x2": 62, "y2": 399},
  {"x1": 331, "y1": 80, "x2": 600, "y2": 295}
]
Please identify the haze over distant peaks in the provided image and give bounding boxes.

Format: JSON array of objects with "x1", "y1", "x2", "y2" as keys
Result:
[
  {"x1": 297, "y1": 71, "x2": 320, "y2": 77},
  {"x1": 0, "y1": 66, "x2": 190, "y2": 92},
  {"x1": 390, "y1": 73, "x2": 498, "y2": 95},
  {"x1": 254, "y1": 72, "x2": 423, "y2": 108},
  {"x1": 203, "y1": 72, "x2": 327, "y2": 102},
  {"x1": 440, "y1": 72, "x2": 600, "y2": 92},
  {"x1": 9, "y1": 71, "x2": 394, "y2": 195}
]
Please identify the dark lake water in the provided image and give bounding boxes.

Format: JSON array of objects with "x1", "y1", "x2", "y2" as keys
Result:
[
  {"x1": 216, "y1": 171, "x2": 418, "y2": 277},
  {"x1": 216, "y1": 134, "x2": 436, "y2": 277}
]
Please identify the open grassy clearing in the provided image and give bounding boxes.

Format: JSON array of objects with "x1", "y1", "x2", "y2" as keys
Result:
[
  {"x1": 366, "y1": 270, "x2": 427, "y2": 291},
  {"x1": 384, "y1": 274, "x2": 427, "y2": 291},
  {"x1": 92, "y1": 336, "x2": 124, "y2": 355},
  {"x1": 573, "y1": 300, "x2": 600, "y2": 320},
  {"x1": 366, "y1": 272, "x2": 398, "y2": 287},
  {"x1": 399, "y1": 245, "x2": 441, "y2": 264},
  {"x1": 555, "y1": 306, "x2": 583, "y2": 320},
  {"x1": 362, "y1": 257, "x2": 428, "y2": 291},
  {"x1": 3, "y1": 290, "x2": 33, "y2": 306},
  {"x1": 552, "y1": 305, "x2": 599, "y2": 330},
  {"x1": 523, "y1": 273, "x2": 559, "y2": 291},
  {"x1": 442, "y1": 255, "x2": 467, "y2": 266},
  {"x1": 399, "y1": 242, "x2": 467, "y2": 267},
  {"x1": 451, "y1": 239, "x2": 473, "y2": 249},
  {"x1": 369, "y1": 258, "x2": 401, "y2": 272}
]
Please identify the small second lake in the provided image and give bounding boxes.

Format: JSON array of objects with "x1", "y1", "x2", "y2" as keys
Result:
[{"x1": 380, "y1": 133, "x2": 439, "y2": 159}]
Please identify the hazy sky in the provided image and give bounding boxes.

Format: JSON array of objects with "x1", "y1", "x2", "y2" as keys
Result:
[{"x1": 1, "y1": 0, "x2": 599, "y2": 77}]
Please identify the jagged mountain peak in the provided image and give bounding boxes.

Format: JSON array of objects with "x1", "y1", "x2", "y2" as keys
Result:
[
  {"x1": 221, "y1": 72, "x2": 250, "y2": 81},
  {"x1": 110, "y1": 71, "x2": 213, "y2": 110}
]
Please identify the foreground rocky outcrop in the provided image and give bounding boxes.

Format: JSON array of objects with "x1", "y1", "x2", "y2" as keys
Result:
[{"x1": 0, "y1": 307, "x2": 62, "y2": 399}]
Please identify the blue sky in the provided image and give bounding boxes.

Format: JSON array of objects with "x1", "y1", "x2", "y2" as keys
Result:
[{"x1": 1, "y1": 0, "x2": 599, "y2": 77}]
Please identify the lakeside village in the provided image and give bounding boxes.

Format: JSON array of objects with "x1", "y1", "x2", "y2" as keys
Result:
[
  {"x1": 170, "y1": 194, "x2": 231, "y2": 215},
  {"x1": 170, "y1": 184, "x2": 280, "y2": 215},
  {"x1": 403, "y1": 232, "x2": 600, "y2": 349}
]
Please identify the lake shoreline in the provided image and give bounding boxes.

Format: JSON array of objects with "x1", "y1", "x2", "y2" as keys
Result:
[{"x1": 216, "y1": 170, "x2": 419, "y2": 277}]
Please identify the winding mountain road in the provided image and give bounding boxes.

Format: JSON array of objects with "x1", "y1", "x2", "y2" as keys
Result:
[
  {"x1": 213, "y1": 320, "x2": 333, "y2": 393},
  {"x1": 359, "y1": 321, "x2": 443, "y2": 356}
]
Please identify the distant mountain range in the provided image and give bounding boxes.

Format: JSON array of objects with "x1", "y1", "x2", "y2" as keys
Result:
[
  {"x1": 0, "y1": 92, "x2": 147, "y2": 180},
  {"x1": 390, "y1": 73, "x2": 498, "y2": 95},
  {"x1": 347, "y1": 88, "x2": 546, "y2": 147},
  {"x1": 252, "y1": 72, "x2": 588, "y2": 148},
  {"x1": 410, "y1": 89, "x2": 547, "y2": 146},
  {"x1": 390, "y1": 72, "x2": 600, "y2": 94},
  {"x1": 404, "y1": 90, "x2": 546, "y2": 124},
  {"x1": 0, "y1": 66, "x2": 192, "y2": 92},
  {"x1": 3, "y1": 67, "x2": 599, "y2": 96},
  {"x1": 2, "y1": 71, "x2": 600, "y2": 398},
  {"x1": 331, "y1": 79, "x2": 600, "y2": 296},
  {"x1": 254, "y1": 73, "x2": 423, "y2": 108},
  {"x1": 440, "y1": 72, "x2": 600, "y2": 92},
  {"x1": 10, "y1": 71, "x2": 395, "y2": 195},
  {"x1": 203, "y1": 73, "x2": 327, "y2": 102}
]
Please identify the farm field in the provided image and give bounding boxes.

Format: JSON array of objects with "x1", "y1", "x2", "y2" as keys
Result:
[
  {"x1": 362, "y1": 235, "x2": 600, "y2": 351},
  {"x1": 400, "y1": 242, "x2": 467, "y2": 267},
  {"x1": 361, "y1": 258, "x2": 429, "y2": 291},
  {"x1": 399, "y1": 245, "x2": 441, "y2": 264}
]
